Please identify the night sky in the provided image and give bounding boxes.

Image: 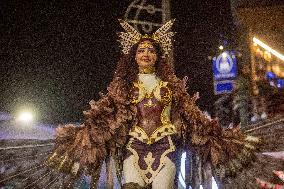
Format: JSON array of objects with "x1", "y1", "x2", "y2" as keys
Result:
[{"x1": 0, "y1": 0, "x2": 234, "y2": 123}]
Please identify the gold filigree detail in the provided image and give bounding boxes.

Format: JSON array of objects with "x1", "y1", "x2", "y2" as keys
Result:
[
  {"x1": 118, "y1": 19, "x2": 175, "y2": 55},
  {"x1": 144, "y1": 152, "x2": 155, "y2": 173},
  {"x1": 138, "y1": 41, "x2": 155, "y2": 49},
  {"x1": 143, "y1": 98, "x2": 154, "y2": 108},
  {"x1": 48, "y1": 152, "x2": 57, "y2": 161},
  {"x1": 139, "y1": 66, "x2": 156, "y2": 74},
  {"x1": 129, "y1": 80, "x2": 174, "y2": 144},
  {"x1": 160, "y1": 104, "x2": 171, "y2": 125},
  {"x1": 127, "y1": 136, "x2": 176, "y2": 184},
  {"x1": 59, "y1": 155, "x2": 68, "y2": 169},
  {"x1": 71, "y1": 162, "x2": 80, "y2": 175},
  {"x1": 129, "y1": 123, "x2": 177, "y2": 145},
  {"x1": 130, "y1": 80, "x2": 172, "y2": 106}
]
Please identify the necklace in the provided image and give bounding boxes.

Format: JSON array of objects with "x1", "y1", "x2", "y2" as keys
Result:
[{"x1": 139, "y1": 67, "x2": 155, "y2": 74}]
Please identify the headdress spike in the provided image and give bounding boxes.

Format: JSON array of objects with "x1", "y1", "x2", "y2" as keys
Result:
[{"x1": 118, "y1": 19, "x2": 175, "y2": 55}]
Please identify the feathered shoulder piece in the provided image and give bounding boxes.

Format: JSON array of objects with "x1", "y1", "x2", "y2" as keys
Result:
[
  {"x1": 118, "y1": 19, "x2": 175, "y2": 56},
  {"x1": 47, "y1": 77, "x2": 135, "y2": 179}
]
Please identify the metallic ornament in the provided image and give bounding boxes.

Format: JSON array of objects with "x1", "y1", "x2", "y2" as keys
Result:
[{"x1": 118, "y1": 19, "x2": 175, "y2": 56}]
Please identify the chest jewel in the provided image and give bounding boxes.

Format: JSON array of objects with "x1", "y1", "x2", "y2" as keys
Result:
[
  {"x1": 144, "y1": 96, "x2": 154, "y2": 107},
  {"x1": 129, "y1": 80, "x2": 172, "y2": 106}
]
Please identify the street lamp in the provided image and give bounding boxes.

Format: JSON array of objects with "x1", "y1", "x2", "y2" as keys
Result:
[
  {"x1": 16, "y1": 111, "x2": 34, "y2": 125},
  {"x1": 17, "y1": 112, "x2": 33, "y2": 122}
]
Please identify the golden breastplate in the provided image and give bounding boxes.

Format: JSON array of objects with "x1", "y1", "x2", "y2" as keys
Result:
[{"x1": 129, "y1": 80, "x2": 176, "y2": 144}]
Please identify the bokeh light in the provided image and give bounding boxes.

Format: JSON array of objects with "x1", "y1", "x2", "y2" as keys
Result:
[{"x1": 16, "y1": 111, "x2": 34, "y2": 123}]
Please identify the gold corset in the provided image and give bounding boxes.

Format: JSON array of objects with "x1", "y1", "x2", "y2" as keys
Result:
[
  {"x1": 129, "y1": 80, "x2": 172, "y2": 106},
  {"x1": 129, "y1": 80, "x2": 176, "y2": 144}
]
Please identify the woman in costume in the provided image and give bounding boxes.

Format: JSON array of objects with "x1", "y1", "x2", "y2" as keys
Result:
[
  {"x1": 46, "y1": 20, "x2": 266, "y2": 188},
  {"x1": 1, "y1": 20, "x2": 284, "y2": 189}
]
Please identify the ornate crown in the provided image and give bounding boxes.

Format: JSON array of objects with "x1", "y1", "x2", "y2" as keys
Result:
[{"x1": 118, "y1": 19, "x2": 175, "y2": 55}]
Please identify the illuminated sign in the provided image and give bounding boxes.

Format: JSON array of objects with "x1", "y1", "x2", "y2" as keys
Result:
[
  {"x1": 214, "y1": 80, "x2": 235, "y2": 95},
  {"x1": 212, "y1": 51, "x2": 237, "y2": 81}
]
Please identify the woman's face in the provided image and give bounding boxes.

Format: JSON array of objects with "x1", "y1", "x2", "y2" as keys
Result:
[{"x1": 135, "y1": 40, "x2": 157, "y2": 68}]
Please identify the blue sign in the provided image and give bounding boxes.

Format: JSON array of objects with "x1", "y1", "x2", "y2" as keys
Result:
[
  {"x1": 214, "y1": 80, "x2": 235, "y2": 95},
  {"x1": 277, "y1": 79, "x2": 284, "y2": 89},
  {"x1": 266, "y1": 71, "x2": 276, "y2": 80},
  {"x1": 212, "y1": 52, "x2": 237, "y2": 80}
]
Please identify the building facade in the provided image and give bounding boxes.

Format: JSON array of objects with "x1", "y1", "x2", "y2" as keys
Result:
[{"x1": 231, "y1": 0, "x2": 284, "y2": 119}]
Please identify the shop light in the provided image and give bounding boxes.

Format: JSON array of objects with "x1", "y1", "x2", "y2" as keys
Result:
[{"x1": 253, "y1": 37, "x2": 284, "y2": 62}]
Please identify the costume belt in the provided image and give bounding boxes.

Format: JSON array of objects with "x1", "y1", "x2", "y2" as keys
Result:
[{"x1": 129, "y1": 123, "x2": 177, "y2": 145}]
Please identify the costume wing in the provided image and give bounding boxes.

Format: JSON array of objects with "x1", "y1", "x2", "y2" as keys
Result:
[
  {"x1": 221, "y1": 118, "x2": 284, "y2": 189},
  {"x1": 179, "y1": 89, "x2": 284, "y2": 188},
  {"x1": 0, "y1": 77, "x2": 134, "y2": 188},
  {"x1": 47, "y1": 77, "x2": 133, "y2": 187}
]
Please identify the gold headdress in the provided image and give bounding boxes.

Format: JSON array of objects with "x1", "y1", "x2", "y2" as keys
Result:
[{"x1": 118, "y1": 19, "x2": 175, "y2": 55}]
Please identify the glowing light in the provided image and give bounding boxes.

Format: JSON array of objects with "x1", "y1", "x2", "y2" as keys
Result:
[
  {"x1": 222, "y1": 52, "x2": 227, "y2": 57},
  {"x1": 179, "y1": 152, "x2": 186, "y2": 188},
  {"x1": 263, "y1": 51, "x2": 272, "y2": 61},
  {"x1": 253, "y1": 37, "x2": 284, "y2": 62},
  {"x1": 219, "y1": 45, "x2": 224, "y2": 50},
  {"x1": 179, "y1": 152, "x2": 219, "y2": 189},
  {"x1": 17, "y1": 112, "x2": 33, "y2": 123}
]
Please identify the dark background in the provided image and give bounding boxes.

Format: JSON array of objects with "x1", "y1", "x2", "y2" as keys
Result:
[{"x1": 0, "y1": 0, "x2": 234, "y2": 123}]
